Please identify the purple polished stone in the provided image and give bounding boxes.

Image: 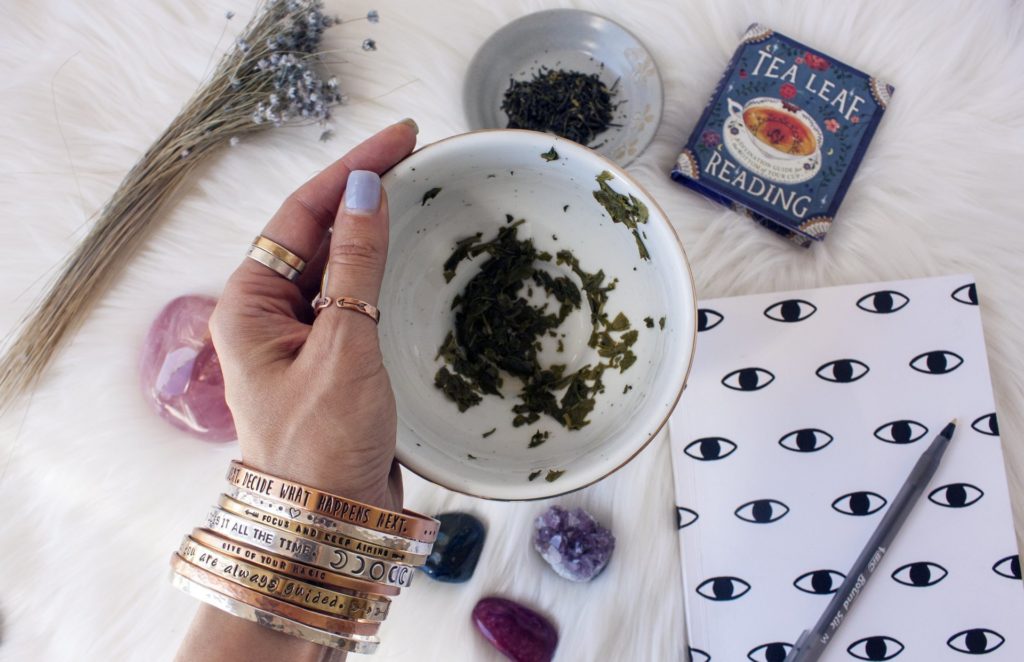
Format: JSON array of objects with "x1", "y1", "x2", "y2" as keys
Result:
[
  {"x1": 533, "y1": 505, "x2": 615, "y2": 582},
  {"x1": 472, "y1": 597, "x2": 558, "y2": 662},
  {"x1": 140, "y1": 295, "x2": 236, "y2": 441}
]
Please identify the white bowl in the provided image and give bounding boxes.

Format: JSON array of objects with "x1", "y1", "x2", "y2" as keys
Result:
[
  {"x1": 380, "y1": 130, "x2": 696, "y2": 500},
  {"x1": 463, "y1": 9, "x2": 664, "y2": 167}
]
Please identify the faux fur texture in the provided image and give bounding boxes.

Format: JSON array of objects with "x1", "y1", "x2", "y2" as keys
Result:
[{"x1": 1, "y1": 1, "x2": 1022, "y2": 660}]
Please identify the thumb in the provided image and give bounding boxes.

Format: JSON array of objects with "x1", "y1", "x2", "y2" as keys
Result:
[{"x1": 310, "y1": 169, "x2": 389, "y2": 341}]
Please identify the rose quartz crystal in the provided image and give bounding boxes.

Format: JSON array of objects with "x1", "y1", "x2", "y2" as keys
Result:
[{"x1": 140, "y1": 295, "x2": 235, "y2": 441}]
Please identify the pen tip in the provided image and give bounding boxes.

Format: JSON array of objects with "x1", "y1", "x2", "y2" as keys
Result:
[{"x1": 941, "y1": 419, "x2": 957, "y2": 439}]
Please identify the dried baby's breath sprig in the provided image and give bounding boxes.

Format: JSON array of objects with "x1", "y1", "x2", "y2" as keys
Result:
[{"x1": 0, "y1": 0, "x2": 348, "y2": 412}]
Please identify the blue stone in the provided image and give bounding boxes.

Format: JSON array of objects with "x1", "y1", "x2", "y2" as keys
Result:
[{"x1": 421, "y1": 512, "x2": 485, "y2": 583}]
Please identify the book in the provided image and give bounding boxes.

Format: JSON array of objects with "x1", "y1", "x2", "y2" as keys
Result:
[
  {"x1": 669, "y1": 275, "x2": 1022, "y2": 660},
  {"x1": 670, "y1": 23, "x2": 894, "y2": 247}
]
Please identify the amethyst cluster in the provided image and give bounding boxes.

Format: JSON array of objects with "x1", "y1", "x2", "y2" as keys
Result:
[{"x1": 532, "y1": 506, "x2": 615, "y2": 582}]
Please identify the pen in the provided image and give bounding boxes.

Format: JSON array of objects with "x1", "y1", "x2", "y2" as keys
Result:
[{"x1": 783, "y1": 419, "x2": 958, "y2": 662}]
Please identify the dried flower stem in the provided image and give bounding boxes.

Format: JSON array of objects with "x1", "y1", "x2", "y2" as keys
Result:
[{"x1": 0, "y1": 1, "x2": 344, "y2": 413}]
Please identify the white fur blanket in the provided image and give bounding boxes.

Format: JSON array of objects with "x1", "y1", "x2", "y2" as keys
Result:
[{"x1": 1, "y1": 1, "x2": 1021, "y2": 660}]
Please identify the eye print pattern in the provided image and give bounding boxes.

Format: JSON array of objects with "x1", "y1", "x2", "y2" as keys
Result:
[
  {"x1": 722, "y1": 368, "x2": 775, "y2": 391},
  {"x1": 763, "y1": 299, "x2": 817, "y2": 322},
  {"x1": 909, "y1": 350, "x2": 963, "y2": 375},
  {"x1": 697, "y1": 309, "x2": 724, "y2": 332},
  {"x1": 992, "y1": 554, "x2": 1021, "y2": 580},
  {"x1": 735, "y1": 499, "x2": 790, "y2": 524},
  {"x1": 676, "y1": 506, "x2": 699, "y2": 530},
  {"x1": 891, "y1": 561, "x2": 948, "y2": 587},
  {"x1": 684, "y1": 437, "x2": 737, "y2": 461},
  {"x1": 873, "y1": 420, "x2": 928, "y2": 444},
  {"x1": 951, "y1": 283, "x2": 979, "y2": 305},
  {"x1": 857, "y1": 290, "x2": 910, "y2": 314},
  {"x1": 676, "y1": 280, "x2": 1015, "y2": 658},
  {"x1": 832, "y1": 491, "x2": 887, "y2": 516},
  {"x1": 688, "y1": 648, "x2": 710, "y2": 662},
  {"x1": 971, "y1": 413, "x2": 999, "y2": 436},
  {"x1": 947, "y1": 628, "x2": 1005, "y2": 654},
  {"x1": 793, "y1": 569, "x2": 845, "y2": 594},
  {"x1": 779, "y1": 428, "x2": 834, "y2": 452},
  {"x1": 696, "y1": 576, "x2": 751, "y2": 601},
  {"x1": 848, "y1": 636, "x2": 905, "y2": 660},
  {"x1": 928, "y1": 483, "x2": 984, "y2": 508},
  {"x1": 747, "y1": 642, "x2": 791, "y2": 662},
  {"x1": 816, "y1": 359, "x2": 869, "y2": 383}
]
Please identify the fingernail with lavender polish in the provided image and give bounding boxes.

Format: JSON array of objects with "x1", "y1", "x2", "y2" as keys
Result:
[{"x1": 345, "y1": 170, "x2": 381, "y2": 214}]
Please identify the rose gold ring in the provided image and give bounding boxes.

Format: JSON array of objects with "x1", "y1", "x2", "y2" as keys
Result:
[{"x1": 312, "y1": 296, "x2": 381, "y2": 324}]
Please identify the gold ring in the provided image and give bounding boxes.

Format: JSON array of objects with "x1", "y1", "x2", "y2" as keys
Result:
[
  {"x1": 246, "y1": 245, "x2": 300, "y2": 282},
  {"x1": 218, "y1": 494, "x2": 429, "y2": 566},
  {"x1": 190, "y1": 527, "x2": 402, "y2": 597},
  {"x1": 177, "y1": 535, "x2": 392, "y2": 621},
  {"x1": 171, "y1": 553, "x2": 381, "y2": 637},
  {"x1": 253, "y1": 236, "x2": 307, "y2": 272},
  {"x1": 169, "y1": 570, "x2": 380, "y2": 654}
]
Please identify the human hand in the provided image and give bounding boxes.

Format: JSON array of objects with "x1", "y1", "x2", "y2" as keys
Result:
[{"x1": 209, "y1": 120, "x2": 418, "y2": 512}]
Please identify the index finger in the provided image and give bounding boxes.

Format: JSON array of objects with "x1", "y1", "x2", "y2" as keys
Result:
[{"x1": 236, "y1": 119, "x2": 419, "y2": 294}]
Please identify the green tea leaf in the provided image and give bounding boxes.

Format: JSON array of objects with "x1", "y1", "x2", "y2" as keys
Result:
[
  {"x1": 421, "y1": 187, "x2": 442, "y2": 206},
  {"x1": 541, "y1": 147, "x2": 559, "y2": 162},
  {"x1": 528, "y1": 430, "x2": 550, "y2": 448},
  {"x1": 592, "y1": 171, "x2": 650, "y2": 260},
  {"x1": 545, "y1": 469, "x2": 566, "y2": 482}
]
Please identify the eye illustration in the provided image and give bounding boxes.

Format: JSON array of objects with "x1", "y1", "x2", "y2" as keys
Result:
[
  {"x1": 971, "y1": 413, "x2": 999, "y2": 436},
  {"x1": 793, "y1": 569, "x2": 845, "y2": 594},
  {"x1": 735, "y1": 499, "x2": 790, "y2": 524},
  {"x1": 688, "y1": 648, "x2": 711, "y2": 662},
  {"x1": 947, "y1": 628, "x2": 1005, "y2": 654},
  {"x1": 764, "y1": 299, "x2": 817, "y2": 322},
  {"x1": 778, "y1": 428, "x2": 834, "y2": 452},
  {"x1": 847, "y1": 635, "x2": 905, "y2": 660},
  {"x1": 697, "y1": 309, "x2": 724, "y2": 332},
  {"x1": 856, "y1": 290, "x2": 909, "y2": 314},
  {"x1": 832, "y1": 491, "x2": 887, "y2": 516},
  {"x1": 951, "y1": 282, "x2": 979, "y2": 305},
  {"x1": 696, "y1": 576, "x2": 751, "y2": 601},
  {"x1": 684, "y1": 437, "x2": 737, "y2": 461},
  {"x1": 909, "y1": 350, "x2": 963, "y2": 375},
  {"x1": 747, "y1": 642, "x2": 792, "y2": 662},
  {"x1": 992, "y1": 554, "x2": 1021, "y2": 580},
  {"x1": 928, "y1": 483, "x2": 983, "y2": 508},
  {"x1": 722, "y1": 367, "x2": 775, "y2": 391},
  {"x1": 891, "y1": 561, "x2": 948, "y2": 587},
  {"x1": 676, "y1": 506, "x2": 699, "y2": 530},
  {"x1": 873, "y1": 420, "x2": 928, "y2": 444},
  {"x1": 816, "y1": 359, "x2": 869, "y2": 383}
]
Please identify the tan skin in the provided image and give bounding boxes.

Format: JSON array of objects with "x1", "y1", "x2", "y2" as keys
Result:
[{"x1": 175, "y1": 121, "x2": 418, "y2": 661}]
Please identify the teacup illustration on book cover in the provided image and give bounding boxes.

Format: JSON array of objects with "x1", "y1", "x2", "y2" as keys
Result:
[{"x1": 723, "y1": 96, "x2": 824, "y2": 184}]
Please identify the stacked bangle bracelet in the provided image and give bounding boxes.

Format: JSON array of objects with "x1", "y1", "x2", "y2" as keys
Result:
[
  {"x1": 169, "y1": 460, "x2": 439, "y2": 655},
  {"x1": 225, "y1": 461, "x2": 439, "y2": 542}
]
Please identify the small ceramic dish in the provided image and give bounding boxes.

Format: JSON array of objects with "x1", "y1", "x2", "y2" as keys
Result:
[
  {"x1": 463, "y1": 9, "x2": 663, "y2": 167},
  {"x1": 379, "y1": 130, "x2": 696, "y2": 500}
]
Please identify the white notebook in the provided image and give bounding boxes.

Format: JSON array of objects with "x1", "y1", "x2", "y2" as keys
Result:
[{"x1": 669, "y1": 275, "x2": 1022, "y2": 661}]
